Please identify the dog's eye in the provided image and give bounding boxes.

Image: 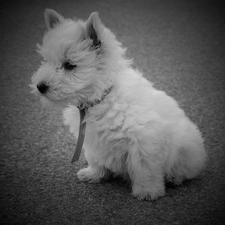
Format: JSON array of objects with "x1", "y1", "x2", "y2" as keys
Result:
[{"x1": 63, "y1": 62, "x2": 77, "y2": 71}]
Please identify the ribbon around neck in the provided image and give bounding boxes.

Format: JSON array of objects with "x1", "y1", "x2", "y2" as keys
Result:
[
  {"x1": 71, "y1": 109, "x2": 86, "y2": 163},
  {"x1": 70, "y1": 86, "x2": 113, "y2": 163}
]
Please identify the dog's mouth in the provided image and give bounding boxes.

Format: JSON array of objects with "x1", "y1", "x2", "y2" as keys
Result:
[{"x1": 29, "y1": 82, "x2": 80, "y2": 108}]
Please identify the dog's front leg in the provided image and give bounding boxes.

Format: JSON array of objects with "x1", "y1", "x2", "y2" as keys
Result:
[
  {"x1": 127, "y1": 144, "x2": 166, "y2": 200},
  {"x1": 77, "y1": 148, "x2": 109, "y2": 183}
]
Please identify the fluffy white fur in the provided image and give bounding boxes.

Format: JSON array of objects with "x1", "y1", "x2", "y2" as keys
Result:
[{"x1": 31, "y1": 9, "x2": 207, "y2": 200}]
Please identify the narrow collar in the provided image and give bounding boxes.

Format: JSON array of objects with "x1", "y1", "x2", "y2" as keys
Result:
[
  {"x1": 71, "y1": 85, "x2": 113, "y2": 163},
  {"x1": 77, "y1": 86, "x2": 113, "y2": 110}
]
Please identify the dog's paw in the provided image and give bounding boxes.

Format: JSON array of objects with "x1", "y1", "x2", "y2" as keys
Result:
[
  {"x1": 166, "y1": 175, "x2": 184, "y2": 186},
  {"x1": 77, "y1": 167, "x2": 102, "y2": 183},
  {"x1": 132, "y1": 183, "x2": 166, "y2": 201}
]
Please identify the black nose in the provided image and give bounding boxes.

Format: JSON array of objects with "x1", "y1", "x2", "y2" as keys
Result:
[{"x1": 37, "y1": 82, "x2": 49, "y2": 94}]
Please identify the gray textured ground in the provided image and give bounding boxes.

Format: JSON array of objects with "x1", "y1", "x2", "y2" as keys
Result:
[{"x1": 1, "y1": 0, "x2": 225, "y2": 224}]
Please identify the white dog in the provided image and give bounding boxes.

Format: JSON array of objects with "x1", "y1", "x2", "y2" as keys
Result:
[{"x1": 30, "y1": 9, "x2": 207, "y2": 200}]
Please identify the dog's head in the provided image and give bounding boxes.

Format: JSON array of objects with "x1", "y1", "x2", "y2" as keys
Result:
[{"x1": 30, "y1": 9, "x2": 129, "y2": 108}]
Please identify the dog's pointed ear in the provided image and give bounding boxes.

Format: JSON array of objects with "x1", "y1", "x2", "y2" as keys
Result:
[
  {"x1": 86, "y1": 12, "x2": 102, "y2": 48},
  {"x1": 44, "y1": 9, "x2": 64, "y2": 30}
]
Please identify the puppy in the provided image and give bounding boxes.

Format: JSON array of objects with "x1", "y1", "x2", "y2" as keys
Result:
[{"x1": 30, "y1": 9, "x2": 207, "y2": 200}]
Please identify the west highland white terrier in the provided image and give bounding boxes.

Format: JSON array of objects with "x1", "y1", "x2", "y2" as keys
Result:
[{"x1": 30, "y1": 9, "x2": 207, "y2": 200}]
